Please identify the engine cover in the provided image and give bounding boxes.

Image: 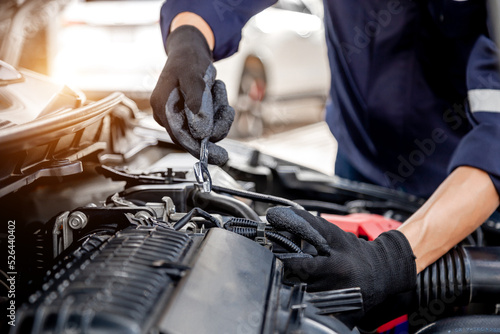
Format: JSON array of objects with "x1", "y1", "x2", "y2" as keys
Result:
[
  {"x1": 14, "y1": 221, "x2": 357, "y2": 334},
  {"x1": 157, "y1": 227, "x2": 277, "y2": 334}
]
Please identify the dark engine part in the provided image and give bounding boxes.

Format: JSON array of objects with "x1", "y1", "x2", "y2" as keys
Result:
[
  {"x1": 362, "y1": 246, "x2": 500, "y2": 330},
  {"x1": 415, "y1": 315, "x2": 500, "y2": 334},
  {"x1": 417, "y1": 247, "x2": 500, "y2": 308},
  {"x1": 191, "y1": 188, "x2": 261, "y2": 221},
  {"x1": 12, "y1": 224, "x2": 357, "y2": 334},
  {"x1": 14, "y1": 224, "x2": 193, "y2": 334}
]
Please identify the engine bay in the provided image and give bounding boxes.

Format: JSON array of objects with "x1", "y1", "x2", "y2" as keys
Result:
[{"x1": 1, "y1": 69, "x2": 500, "y2": 334}]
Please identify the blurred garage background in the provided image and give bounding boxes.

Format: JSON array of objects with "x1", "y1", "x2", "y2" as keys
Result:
[{"x1": 0, "y1": 0, "x2": 337, "y2": 175}]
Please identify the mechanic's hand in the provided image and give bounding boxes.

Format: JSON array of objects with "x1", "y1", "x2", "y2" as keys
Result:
[
  {"x1": 150, "y1": 25, "x2": 235, "y2": 165},
  {"x1": 266, "y1": 207, "x2": 416, "y2": 313}
]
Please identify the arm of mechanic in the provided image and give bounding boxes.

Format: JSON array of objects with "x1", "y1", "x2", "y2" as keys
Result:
[
  {"x1": 399, "y1": 166, "x2": 499, "y2": 273},
  {"x1": 159, "y1": 0, "x2": 277, "y2": 60},
  {"x1": 170, "y1": 13, "x2": 214, "y2": 50},
  {"x1": 265, "y1": 35, "x2": 500, "y2": 316},
  {"x1": 401, "y1": 35, "x2": 500, "y2": 273}
]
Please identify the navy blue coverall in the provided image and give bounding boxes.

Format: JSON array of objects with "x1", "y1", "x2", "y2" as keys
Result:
[{"x1": 159, "y1": 0, "x2": 500, "y2": 198}]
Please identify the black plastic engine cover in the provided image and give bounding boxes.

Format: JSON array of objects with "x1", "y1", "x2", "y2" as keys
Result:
[
  {"x1": 158, "y1": 228, "x2": 276, "y2": 333},
  {"x1": 13, "y1": 225, "x2": 194, "y2": 334},
  {"x1": 13, "y1": 225, "x2": 282, "y2": 334},
  {"x1": 13, "y1": 224, "x2": 355, "y2": 334}
]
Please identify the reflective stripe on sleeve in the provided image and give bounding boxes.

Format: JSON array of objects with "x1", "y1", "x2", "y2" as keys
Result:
[{"x1": 468, "y1": 89, "x2": 500, "y2": 113}]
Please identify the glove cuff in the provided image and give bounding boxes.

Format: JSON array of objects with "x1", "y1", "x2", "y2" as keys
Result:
[
  {"x1": 374, "y1": 230, "x2": 417, "y2": 298},
  {"x1": 166, "y1": 25, "x2": 212, "y2": 59}
]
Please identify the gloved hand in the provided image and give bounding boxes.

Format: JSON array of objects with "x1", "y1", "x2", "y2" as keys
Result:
[
  {"x1": 266, "y1": 207, "x2": 416, "y2": 313},
  {"x1": 150, "y1": 25, "x2": 235, "y2": 166}
]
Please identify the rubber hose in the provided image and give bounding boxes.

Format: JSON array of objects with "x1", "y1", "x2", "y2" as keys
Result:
[
  {"x1": 416, "y1": 247, "x2": 500, "y2": 308},
  {"x1": 191, "y1": 189, "x2": 261, "y2": 221},
  {"x1": 416, "y1": 247, "x2": 470, "y2": 307},
  {"x1": 360, "y1": 247, "x2": 500, "y2": 332},
  {"x1": 212, "y1": 185, "x2": 304, "y2": 210},
  {"x1": 416, "y1": 315, "x2": 500, "y2": 334}
]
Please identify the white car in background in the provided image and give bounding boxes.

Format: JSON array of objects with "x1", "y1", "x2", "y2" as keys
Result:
[
  {"x1": 217, "y1": 0, "x2": 330, "y2": 138},
  {"x1": 52, "y1": 0, "x2": 330, "y2": 137}
]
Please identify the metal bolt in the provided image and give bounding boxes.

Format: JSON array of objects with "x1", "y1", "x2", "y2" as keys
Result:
[
  {"x1": 68, "y1": 211, "x2": 88, "y2": 230},
  {"x1": 162, "y1": 196, "x2": 176, "y2": 220}
]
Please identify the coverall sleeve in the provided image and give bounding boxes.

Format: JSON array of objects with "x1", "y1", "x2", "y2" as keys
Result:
[
  {"x1": 448, "y1": 35, "x2": 500, "y2": 195},
  {"x1": 160, "y1": 0, "x2": 277, "y2": 61}
]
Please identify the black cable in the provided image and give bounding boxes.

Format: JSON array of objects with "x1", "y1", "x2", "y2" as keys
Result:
[
  {"x1": 267, "y1": 231, "x2": 302, "y2": 253},
  {"x1": 226, "y1": 226, "x2": 257, "y2": 238},
  {"x1": 0, "y1": 269, "x2": 8, "y2": 280},
  {"x1": 173, "y1": 207, "x2": 221, "y2": 230},
  {"x1": 212, "y1": 185, "x2": 304, "y2": 210},
  {"x1": 0, "y1": 279, "x2": 9, "y2": 292},
  {"x1": 345, "y1": 199, "x2": 416, "y2": 214},
  {"x1": 225, "y1": 217, "x2": 260, "y2": 228},
  {"x1": 293, "y1": 199, "x2": 350, "y2": 214},
  {"x1": 474, "y1": 227, "x2": 484, "y2": 246}
]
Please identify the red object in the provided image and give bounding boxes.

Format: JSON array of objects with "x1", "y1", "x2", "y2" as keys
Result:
[
  {"x1": 377, "y1": 315, "x2": 408, "y2": 333},
  {"x1": 320, "y1": 213, "x2": 401, "y2": 241}
]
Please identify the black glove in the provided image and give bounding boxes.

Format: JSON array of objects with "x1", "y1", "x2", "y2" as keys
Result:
[
  {"x1": 150, "y1": 25, "x2": 235, "y2": 165},
  {"x1": 266, "y1": 207, "x2": 416, "y2": 313}
]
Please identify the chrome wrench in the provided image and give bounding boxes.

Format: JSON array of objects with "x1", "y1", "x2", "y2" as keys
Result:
[{"x1": 193, "y1": 137, "x2": 212, "y2": 193}]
